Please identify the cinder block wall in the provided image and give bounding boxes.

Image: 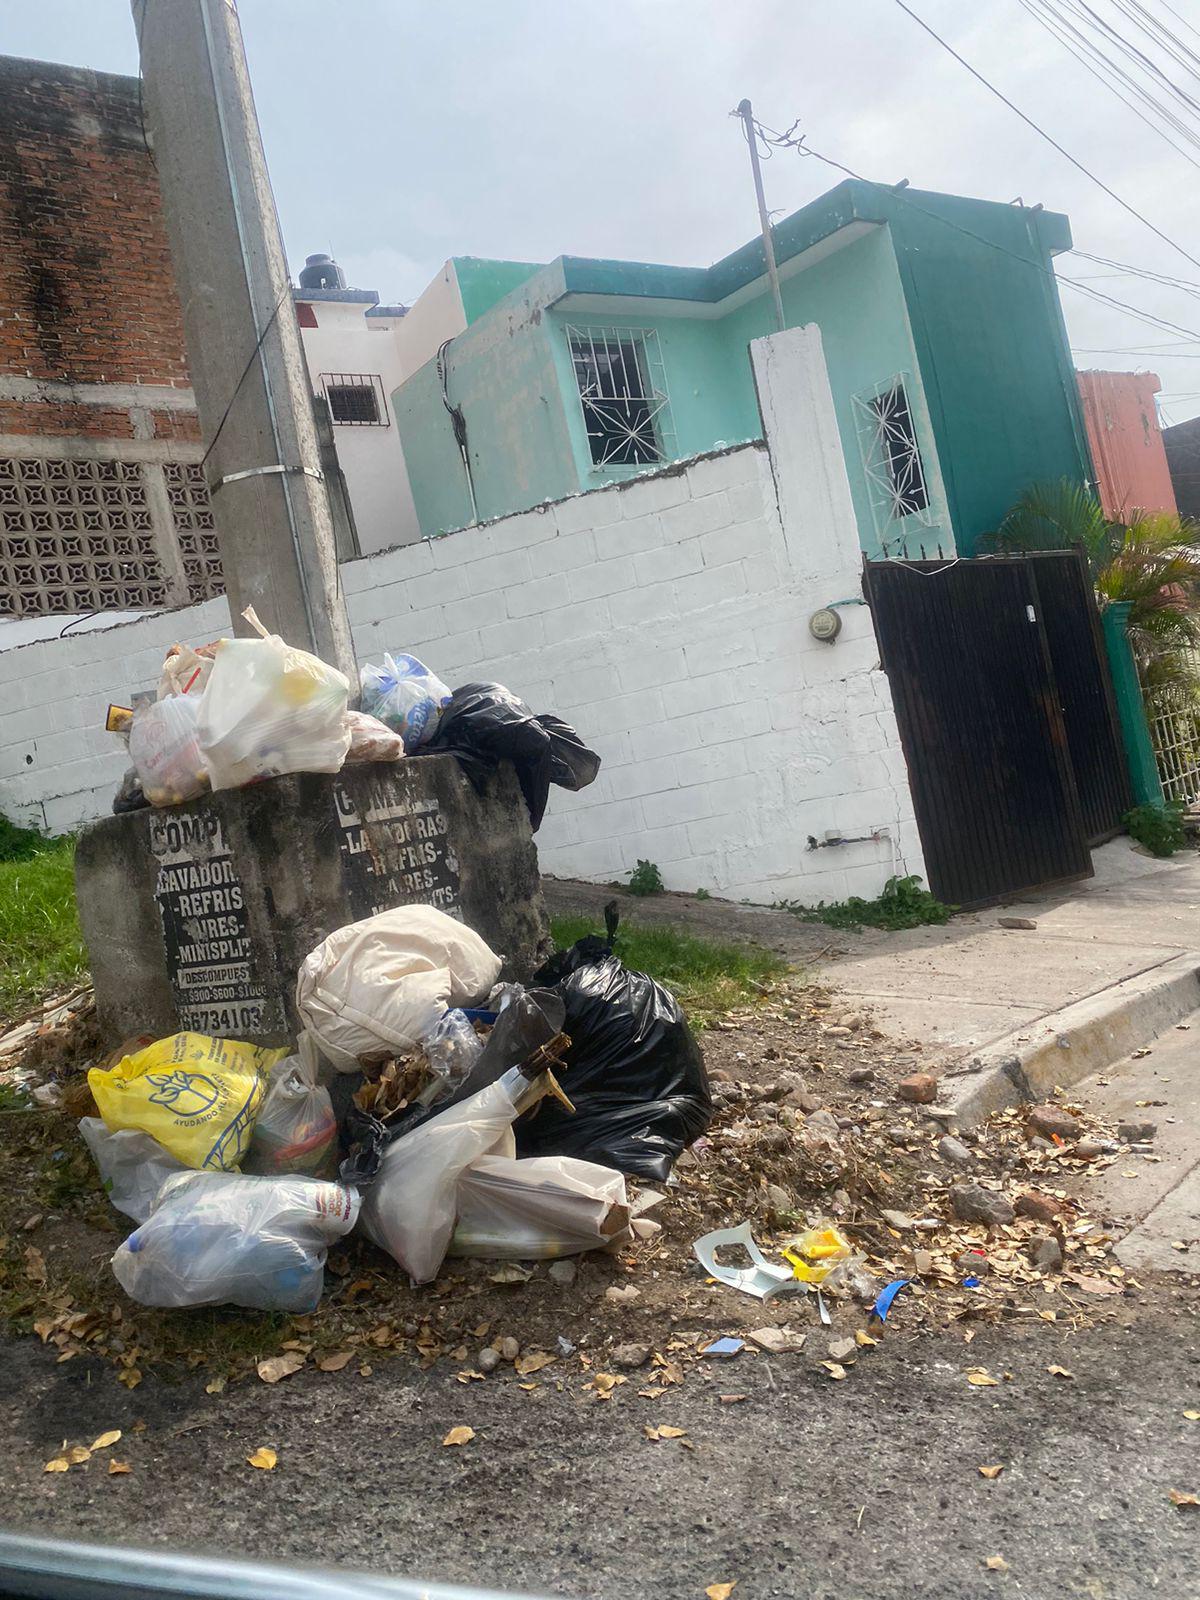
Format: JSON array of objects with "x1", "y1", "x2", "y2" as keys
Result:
[{"x1": 0, "y1": 327, "x2": 924, "y2": 904}]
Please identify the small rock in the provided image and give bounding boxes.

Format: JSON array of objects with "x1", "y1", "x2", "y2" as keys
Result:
[
  {"x1": 957, "y1": 1249, "x2": 990, "y2": 1276},
  {"x1": 897, "y1": 1073, "x2": 937, "y2": 1105},
  {"x1": 1030, "y1": 1134, "x2": 1054, "y2": 1152},
  {"x1": 776, "y1": 1070, "x2": 804, "y2": 1093},
  {"x1": 788, "y1": 1089, "x2": 823, "y2": 1115},
  {"x1": 805, "y1": 1109, "x2": 841, "y2": 1137},
  {"x1": 950, "y1": 1183, "x2": 1015, "y2": 1227},
  {"x1": 478, "y1": 1347, "x2": 501, "y2": 1374},
  {"x1": 748, "y1": 1325, "x2": 805, "y2": 1354},
  {"x1": 825, "y1": 1025, "x2": 853, "y2": 1039},
  {"x1": 1118, "y1": 1120, "x2": 1157, "y2": 1143},
  {"x1": 631, "y1": 1217, "x2": 662, "y2": 1241},
  {"x1": 611, "y1": 1342, "x2": 650, "y2": 1370},
  {"x1": 887, "y1": 1125, "x2": 911, "y2": 1146},
  {"x1": 838, "y1": 1013, "x2": 865, "y2": 1030},
  {"x1": 914, "y1": 1249, "x2": 934, "y2": 1275},
  {"x1": 498, "y1": 1336, "x2": 520, "y2": 1362},
  {"x1": 548, "y1": 1259, "x2": 577, "y2": 1287},
  {"x1": 938, "y1": 1134, "x2": 973, "y2": 1165},
  {"x1": 757, "y1": 1126, "x2": 790, "y2": 1152},
  {"x1": 1015, "y1": 1190, "x2": 1060, "y2": 1223},
  {"x1": 605, "y1": 1284, "x2": 640, "y2": 1306},
  {"x1": 765, "y1": 1183, "x2": 794, "y2": 1216},
  {"x1": 1028, "y1": 1235, "x2": 1063, "y2": 1273},
  {"x1": 847, "y1": 1066, "x2": 875, "y2": 1086},
  {"x1": 998, "y1": 916, "x2": 1037, "y2": 930},
  {"x1": 828, "y1": 1336, "x2": 858, "y2": 1363},
  {"x1": 1070, "y1": 1137, "x2": 1107, "y2": 1161},
  {"x1": 882, "y1": 1208, "x2": 915, "y2": 1231},
  {"x1": 1028, "y1": 1103, "x2": 1081, "y2": 1141}
]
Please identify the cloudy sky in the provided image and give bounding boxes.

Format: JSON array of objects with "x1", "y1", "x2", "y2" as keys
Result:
[{"x1": 9, "y1": 0, "x2": 1200, "y2": 422}]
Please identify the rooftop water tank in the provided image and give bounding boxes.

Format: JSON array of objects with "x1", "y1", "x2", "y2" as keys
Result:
[{"x1": 298, "y1": 253, "x2": 346, "y2": 291}]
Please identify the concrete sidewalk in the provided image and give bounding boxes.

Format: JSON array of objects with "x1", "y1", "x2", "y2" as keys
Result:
[{"x1": 825, "y1": 838, "x2": 1200, "y2": 1063}]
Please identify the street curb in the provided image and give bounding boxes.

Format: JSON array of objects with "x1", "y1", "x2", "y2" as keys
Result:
[{"x1": 936, "y1": 952, "x2": 1200, "y2": 1129}]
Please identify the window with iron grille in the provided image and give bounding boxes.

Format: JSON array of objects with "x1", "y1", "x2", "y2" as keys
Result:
[
  {"x1": 851, "y1": 374, "x2": 941, "y2": 555},
  {"x1": 321, "y1": 373, "x2": 388, "y2": 426},
  {"x1": 865, "y1": 381, "x2": 929, "y2": 517},
  {"x1": 566, "y1": 326, "x2": 674, "y2": 469}
]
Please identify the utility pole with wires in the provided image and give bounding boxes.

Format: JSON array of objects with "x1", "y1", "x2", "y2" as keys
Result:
[
  {"x1": 131, "y1": 0, "x2": 355, "y2": 680},
  {"x1": 734, "y1": 99, "x2": 787, "y2": 333}
]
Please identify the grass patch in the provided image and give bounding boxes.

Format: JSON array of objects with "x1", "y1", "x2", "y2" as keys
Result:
[
  {"x1": 777, "y1": 873, "x2": 954, "y2": 933},
  {"x1": 0, "y1": 833, "x2": 87, "y2": 1023},
  {"x1": 550, "y1": 913, "x2": 786, "y2": 1021}
]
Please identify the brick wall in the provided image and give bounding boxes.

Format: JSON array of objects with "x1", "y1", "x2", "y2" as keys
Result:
[
  {"x1": 0, "y1": 56, "x2": 189, "y2": 389},
  {"x1": 0, "y1": 328, "x2": 924, "y2": 904}
]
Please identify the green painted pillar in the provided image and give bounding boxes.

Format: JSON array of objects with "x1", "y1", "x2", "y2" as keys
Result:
[{"x1": 1101, "y1": 601, "x2": 1163, "y2": 807}]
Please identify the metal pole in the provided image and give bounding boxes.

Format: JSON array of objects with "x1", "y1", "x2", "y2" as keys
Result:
[
  {"x1": 735, "y1": 99, "x2": 786, "y2": 333},
  {"x1": 131, "y1": 0, "x2": 355, "y2": 682}
]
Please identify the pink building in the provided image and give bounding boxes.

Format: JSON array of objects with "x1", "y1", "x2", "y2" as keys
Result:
[{"x1": 1076, "y1": 369, "x2": 1178, "y2": 521}]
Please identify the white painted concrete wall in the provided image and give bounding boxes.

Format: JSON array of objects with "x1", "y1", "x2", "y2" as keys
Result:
[
  {"x1": 0, "y1": 327, "x2": 924, "y2": 905},
  {"x1": 392, "y1": 263, "x2": 466, "y2": 376},
  {"x1": 298, "y1": 299, "x2": 421, "y2": 557}
]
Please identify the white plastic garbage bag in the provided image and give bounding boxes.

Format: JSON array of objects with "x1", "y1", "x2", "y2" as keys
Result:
[
  {"x1": 79, "y1": 1117, "x2": 185, "y2": 1224},
  {"x1": 197, "y1": 607, "x2": 350, "y2": 791},
  {"x1": 296, "y1": 904, "x2": 502, "y2": 1072},
  {"x1": 359, "y1": 652, "x2": 450, "y2": 749},
  {"x1": 358, "y1": 1073, "x2": 520, "y2": 1284},
  {"x1": 242, "y1": 1036, "x2": 338, "y2": 1179},
  {"x1": 127, "y1": 695, "x2": 209, "y2": 807},
  {"x1": 111, "y1": 1170, "x2": 359, "y2": 1313},
  {"x1": 449, "y1": 1154, "x2": 631, "y2": 1260}
]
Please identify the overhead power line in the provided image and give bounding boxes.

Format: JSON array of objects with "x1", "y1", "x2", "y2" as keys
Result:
[{"x1": 890, "y1": 0, "x2": 1200, "y2": 272}]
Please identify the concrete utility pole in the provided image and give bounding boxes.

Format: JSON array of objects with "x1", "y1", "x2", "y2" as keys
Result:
[
  {"x1": 735, "y1": 100, "x2": 787, "y2": 334},
  {"x1": 132, "y1": 0, "x2": 355, "y2": 681}
]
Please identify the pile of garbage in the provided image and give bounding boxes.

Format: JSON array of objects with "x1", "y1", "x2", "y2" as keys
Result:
[
  {"x1": 110, "y1": 616, "x2": 599, "y2": 832},
  {"x1": 74, "y1": 903, "x2": 714, "y2": 1316}
]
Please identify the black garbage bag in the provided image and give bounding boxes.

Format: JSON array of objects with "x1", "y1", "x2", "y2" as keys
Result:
[
  {"x1": 422, "y1": 683, "x2": 600, "y2": 830},
  {"x1": 517, "y1": 916, "x2": 712, "y2": 1182}
]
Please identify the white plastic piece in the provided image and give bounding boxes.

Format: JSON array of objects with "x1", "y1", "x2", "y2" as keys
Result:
[
  {"x1": 296, "y1": 904, "x2": 503, "y2": 1071},
  {"x1": 110, "y1": 1171, "x2": 360, "y2": 1312},
  {"x1": 449, "y1": 1154, "x2": 630, "y2": 1260},
  {"x1": 358, "y1": 652, "x2": 450, "y2": 749},
  {"x1": 692, "y1": 1220, "x2": 801, "y2": 1300},
  {"x1": 78, "y1": 1118, "x2": 185, "y2": 1224}
]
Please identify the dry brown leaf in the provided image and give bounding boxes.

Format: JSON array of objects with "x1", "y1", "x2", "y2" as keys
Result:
[
  {"x1": 117, "y1": 1368, "x2": 142, "y2": 1391},
  {"x1": 1066, "y1": 1272, "x2": 1122, "y2": 1297},
  {"x1": 821, "y1": 1362, "x2": 847, "y2": 1380},
  {"x1": 719, "y1": 1394, "x2": 748, "y2": 1405},
  {"x1": 985, "y1": 1555, "x2": 1009, "y2": 1572},
  {"x1": 1047, "y1": 1365, "x2": 1074, "y2": 1379},
  {"x1": 247, "y1": 1447, "x2": 277, "y2": 1471},
  {"x1": 518, "y1": 1382, "x2": 539, "y2": 1392},
  {"x1": 515, "y1": 1352, "x2": 556, "y2": 1376},
  {"x1": 442, "y1": 1426, "x2": 475, "y2": 1448},
  {"x1": 108, "y1": 1460, "x2": 132, "y2": 1476},
  {"x1": 966, "y1": 1369, "x2": 999, "y2": 1387},
  {"x1": 43, "y1": 1458, "x2": 69, "y2": 1474},
  {"x1": 358, "y1": 1365, "x2": 373, "y2": 1378},
  {"x1": 657, "y1": 1425, "x2": 687, "y2": 1438},
  {"x1": 643, "y1": 1425, "x2": 661, "y2": 1441},
  {"x1": 706, "y1": 1583, "x2": 737, "y2": 1600},
  {"x1": 256, "y1": 1351, "x2": 305, "y2": 1385},
  {"x1": 455, "y1": 1370, "x2": 486, "y2": 1384},
  {"x1": 638, "y1": 1385, "x2": 666, "y2": 1400},
  {"x1": 1184, "y1": 1411, "x2": 1200, "y2": 1422},
  {"x1": 65, "y1": 1446, "x2": 91, "y2": 1465},
  {"x1": 978, "y1": 1464, "x2": 1004, "y2": 1479},
  {"x1": 590, "y1": 1373, "x2": 627, "y2": 1398},
  {"x1": 317, "y1": 1350, "x2": 355, "y2": 1373},
  {"x1": 204, "y1": 1376, "x2": 226, "y2": 1395},
  {"x1": 1169, "y1": 1489, "x2": 1200, "y2": 1508},
  {"x1": 855, "y1": 1330, "x2": 878, "y2": 1348},
  {"x1": 90, "y1": 1430, "x2": 121, "y2": 1452},
  {"x1": 24, "y1": 1246, "x2": 47, "y2": 1285}
]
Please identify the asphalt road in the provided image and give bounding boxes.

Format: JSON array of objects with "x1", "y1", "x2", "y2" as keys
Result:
[{"x1": 3, "y1": 1308, "x2": 1199, "y2": 1600}]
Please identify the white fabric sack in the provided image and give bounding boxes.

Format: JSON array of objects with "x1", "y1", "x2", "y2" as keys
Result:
[
  {"x1": 196, "y1": 611, "x2": 350, "y2": 791},
  {"x1": 449, "y1": 1154, "x2": 631, "y2": 1260},
  {"x1": 358, "y1": 1074, "x2": 520, "y2": 1284},
  {"x1": 296, "y1": 904, "x2": 502, "y2": 1072},
  {"x1": 79, "y1": 1117, "x2": 185, "y2": 1224},
  {"x1": 111, "y1": 1170, "x2": 359, "y2": 1313}
]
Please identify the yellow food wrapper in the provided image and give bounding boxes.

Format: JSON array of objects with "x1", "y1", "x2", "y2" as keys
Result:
[{"x1": 88, "y1": 1033, "x2": 287, "y2": 1172}]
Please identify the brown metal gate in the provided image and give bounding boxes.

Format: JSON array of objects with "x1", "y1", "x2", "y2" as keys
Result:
[{"x1": 864, "y1": 555, "x2": 1105, "y2": 908}]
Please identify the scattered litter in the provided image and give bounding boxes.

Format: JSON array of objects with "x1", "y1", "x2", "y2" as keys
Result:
[
  {"x1": 1168, "y1": 1490, "x2": 1199, "y2": 1509},
  {"x1": 359, "y1": 652, "x2": 450, "y2": 748},
  {"x1": 693, "y1": 1222, "x2": 797, "y2": 1300},
  {"x1": 871, "y1": 1278, "x2": 911, "y2": 1322},
  {"x1": 700, "y1": 1337, "x2": 745, "y2": 1358},
  {"x1": 782, "y1": 1224, "x2": 857, "y2": 1285}
]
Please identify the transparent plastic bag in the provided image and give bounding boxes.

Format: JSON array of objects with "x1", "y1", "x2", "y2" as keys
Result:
[
  {"x1": 449, "y1": 1154, "x2": 630, "y2": 1260},
  {"x1": 197, "y1": 607, "x2": 350, "y2": 791},
  {"x1": 111, "y1": 1170, "x2": 360, "y2": 1312},
  {"x1": 78, "y1": 1118, "x2": 185, "y2": 1224},
  {"x1": 243, "y1": 1037, "x2": 338, "y2": 1179},
  {"x1": 422, "y1": 1009, "x2": 484, "y2": 1097},
  {"x1": 343, "y1": 709, "x2": 405, "y2": 763},
  {"x1": 359, "y1": 652, "x2": 450, "y2": 750},
  {"x1": 127, "y1": 695, "x2": 209, "y2": 807},
  {"x1": 157, "y1": 642, "x2": 218, "y2": 701}
]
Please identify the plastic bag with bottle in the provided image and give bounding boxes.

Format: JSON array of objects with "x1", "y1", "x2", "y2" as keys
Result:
[{"x1": 358, "y1": 652, "x2": 450, "y2": 749}]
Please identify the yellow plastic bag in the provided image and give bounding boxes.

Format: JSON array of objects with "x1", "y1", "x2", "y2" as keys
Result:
[
  {"x1": 782, "y1": 1225, "x2": 855, "y2": 1285},
  {"x1": 88, "y1": 1033, "x2": 287, "y2": 1172}
]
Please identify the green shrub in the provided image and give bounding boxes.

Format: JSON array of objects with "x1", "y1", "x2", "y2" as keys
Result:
[
  {"x1": 627, "y1": 859, "x2": 665, "y2": 897},
  {"x1": 778, "y1": 873, "x2": 955, "y2": 932},
  {"x1": 1124, "y1": 800, "x2": 1187, "y2": 858}
]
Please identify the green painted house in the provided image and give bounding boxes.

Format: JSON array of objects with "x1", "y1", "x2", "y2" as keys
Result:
[{"x1": 392, "y1": 179, "x2": 1092, "y2": 559}]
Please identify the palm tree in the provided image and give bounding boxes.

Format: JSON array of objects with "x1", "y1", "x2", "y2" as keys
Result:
[{"x1": 990, "y1": 481, "x2": 1200, "y2": 707}]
